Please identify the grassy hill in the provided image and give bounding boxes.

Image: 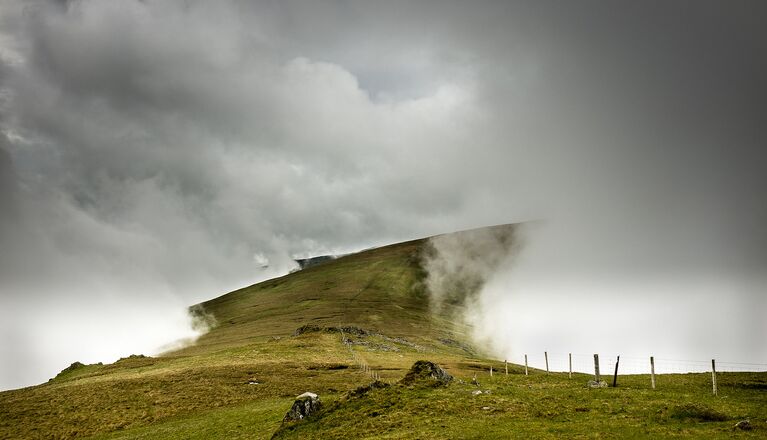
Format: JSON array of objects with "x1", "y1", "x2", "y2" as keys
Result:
[{"x1": 1, "y1": 224, "x2": 765, "y2": 439}]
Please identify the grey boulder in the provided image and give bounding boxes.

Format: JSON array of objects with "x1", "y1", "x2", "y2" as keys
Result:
[{"x1": 283, "y1": 392, "x2": 321, "y2": 422}]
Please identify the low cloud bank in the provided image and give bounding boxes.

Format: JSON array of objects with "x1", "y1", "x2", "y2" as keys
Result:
[
  {"x1": 424, "y1": 221, "x2": 767, "y2": 374},
  {"x1": 0, "y1": 290, "x2": 207, "y2": 390}
]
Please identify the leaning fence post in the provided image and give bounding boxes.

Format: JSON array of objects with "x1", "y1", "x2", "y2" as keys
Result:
[
  {"x1": 594, "y1": 354, "x2": 601, "y2": 382},
  {"x1": 569, "y1": 353, "x2": 572, "y2": 379},
  {"x1": 545, "y1": 351, "x2": 549, "y2": 373},
  {"x1": 711, "y1": 359, "x2": 718, "y2": 396},
  {"x1": 612, "y1": 355, "x2": 620, "y2": 387},
  {"x1": 650, "y1": 356, "x2": 656, "y2": 389},
  {"x1": 524, "y1": 354, "x2": 528, "y2": 376}
]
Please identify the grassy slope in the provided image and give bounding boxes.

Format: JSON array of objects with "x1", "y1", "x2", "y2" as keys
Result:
[
  {"x1": 273, "y1": 370, "x2": 767, "y2": 439},
  {"x1": 179, "y1": 237, "x2": 470, "y2": 355},
  {"x1": 1, "y1": 225, "x2": 765, "y2": 439}
]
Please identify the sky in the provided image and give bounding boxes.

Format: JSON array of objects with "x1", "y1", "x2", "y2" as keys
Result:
[{"x1": 0, "y1": 0, "x2": 766, "y2": 389}]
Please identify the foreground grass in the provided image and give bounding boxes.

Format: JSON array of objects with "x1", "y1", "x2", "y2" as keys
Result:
[
  {"x1": 3, "y1": 334, "x2": 764, "y2": 439},
  {"x1": 271, "y1": 370, "x2": 767, "y2": 439},
  {"x1": 88, "y1": 397, "x2": 290, "y2": 440}
]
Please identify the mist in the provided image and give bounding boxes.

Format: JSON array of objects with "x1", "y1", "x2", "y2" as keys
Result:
[
  {"x1": 423, "y1": 225, "x2": 518, "y2": 315},
  {"x1": 460, "y1": 222, "x2": 767, "y2": 374},
  {"x1": 1, "y1": 0, "x2": 766, "y2": 389}
]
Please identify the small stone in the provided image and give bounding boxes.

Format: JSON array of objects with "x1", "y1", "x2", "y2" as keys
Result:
[
  {"x1": 482, "y1": 406, "x2": 491, "y2": 410},
  {"x1": 734, "y1": 420, "x2": 752, "y2": 431},
  {"x1": 472, "y1": 390, "x2": 483, "y2": 395},
  {"x1": 587, "y1": 380, "x2": 608, "y2": 388}
]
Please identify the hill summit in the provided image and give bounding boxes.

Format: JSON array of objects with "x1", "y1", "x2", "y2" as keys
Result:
[{"x1": 182, "y1": 223, "x2": 517, "y2": 358}]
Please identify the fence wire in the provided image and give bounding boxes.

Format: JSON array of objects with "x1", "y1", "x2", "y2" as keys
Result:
[{"x1": 507, "y1": 352, "x2": 767, "y2": 375}]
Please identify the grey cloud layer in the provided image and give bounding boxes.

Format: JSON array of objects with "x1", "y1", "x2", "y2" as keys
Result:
[{"x1": 1, "y1": 0, "x2": 766, "y2": 389}]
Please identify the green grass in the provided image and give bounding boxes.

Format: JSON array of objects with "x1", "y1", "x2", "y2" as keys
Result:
[
  {"x1": 272, "y1": 370, "x2": 767, "y2": 439},
  {"x1": 88, "y1": 397, "x2": 290, "y2": 440},
  {"x1": 1, "y1": 224, "x2": 765, "y2": 439}
]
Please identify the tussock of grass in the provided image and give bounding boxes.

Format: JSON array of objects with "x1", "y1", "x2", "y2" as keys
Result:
[
  {"x1": 736, "y1": 381, "x2": 767, "y2": 390},
  {"x1": 669, "y1": 403, "x2": 730, "y2": 422}
]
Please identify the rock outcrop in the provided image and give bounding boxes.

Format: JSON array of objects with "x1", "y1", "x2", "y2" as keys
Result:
[
  {"x1": 282, "y1": 392, "x2": 321, "y2": 422},
  {"x1": 400, "y1": 360, "x2": 453, "y2": 386}
]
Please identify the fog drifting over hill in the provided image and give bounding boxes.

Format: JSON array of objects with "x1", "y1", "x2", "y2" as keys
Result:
[{"x1": 1, "y1": 1, "x2": 766, "y2": 389}]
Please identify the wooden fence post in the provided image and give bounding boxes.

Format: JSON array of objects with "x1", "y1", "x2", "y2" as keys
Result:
[
  {"x1": 569, "y1": 353, "x2": 572, "y2": 379},
  {"x1": 490, "y1": 365, "x2": 493, "y2": 377},
  {"x1": 594, "y1": 354, "x2": 601, "y2": 382},
  {"x1": 650, "y1": 356, "x2": 656, "y2": 389},
  {"x1": 612, "y1": 355, "x2": 620, "y2": 387},
  {"x1": 524, "y1": 354, "x2": 528, "y2": 376},
  {"x1": 711, "y1": 359, "x2": 717, "y2": 396},
  {"x1": 544, "y1": 351, "x2": 549, "y2": 373},
  {"x1": 505, "y1": 360, "x2": 508, "y2": 376}
]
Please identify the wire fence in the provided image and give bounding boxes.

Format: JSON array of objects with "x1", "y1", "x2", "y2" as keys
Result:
[
  {"x1": 509, "y1": 352, "x2": 767, "y2": 375},
  {"x1": 336, "y1": 325, "x2": 767, "y2": 386},
  {"x1": 340, "y1": 329, "x2": 381, "y2": 381}
]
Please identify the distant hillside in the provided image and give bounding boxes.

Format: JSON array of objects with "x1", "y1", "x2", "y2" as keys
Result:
[{"x1": 177, "y1": 229, "x2": 482, "y2": 357}]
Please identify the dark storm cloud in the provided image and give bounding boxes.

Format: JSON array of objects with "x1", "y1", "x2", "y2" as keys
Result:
[{"x1": 0, "y1": 0, "x2": 765, "y2": 388}]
